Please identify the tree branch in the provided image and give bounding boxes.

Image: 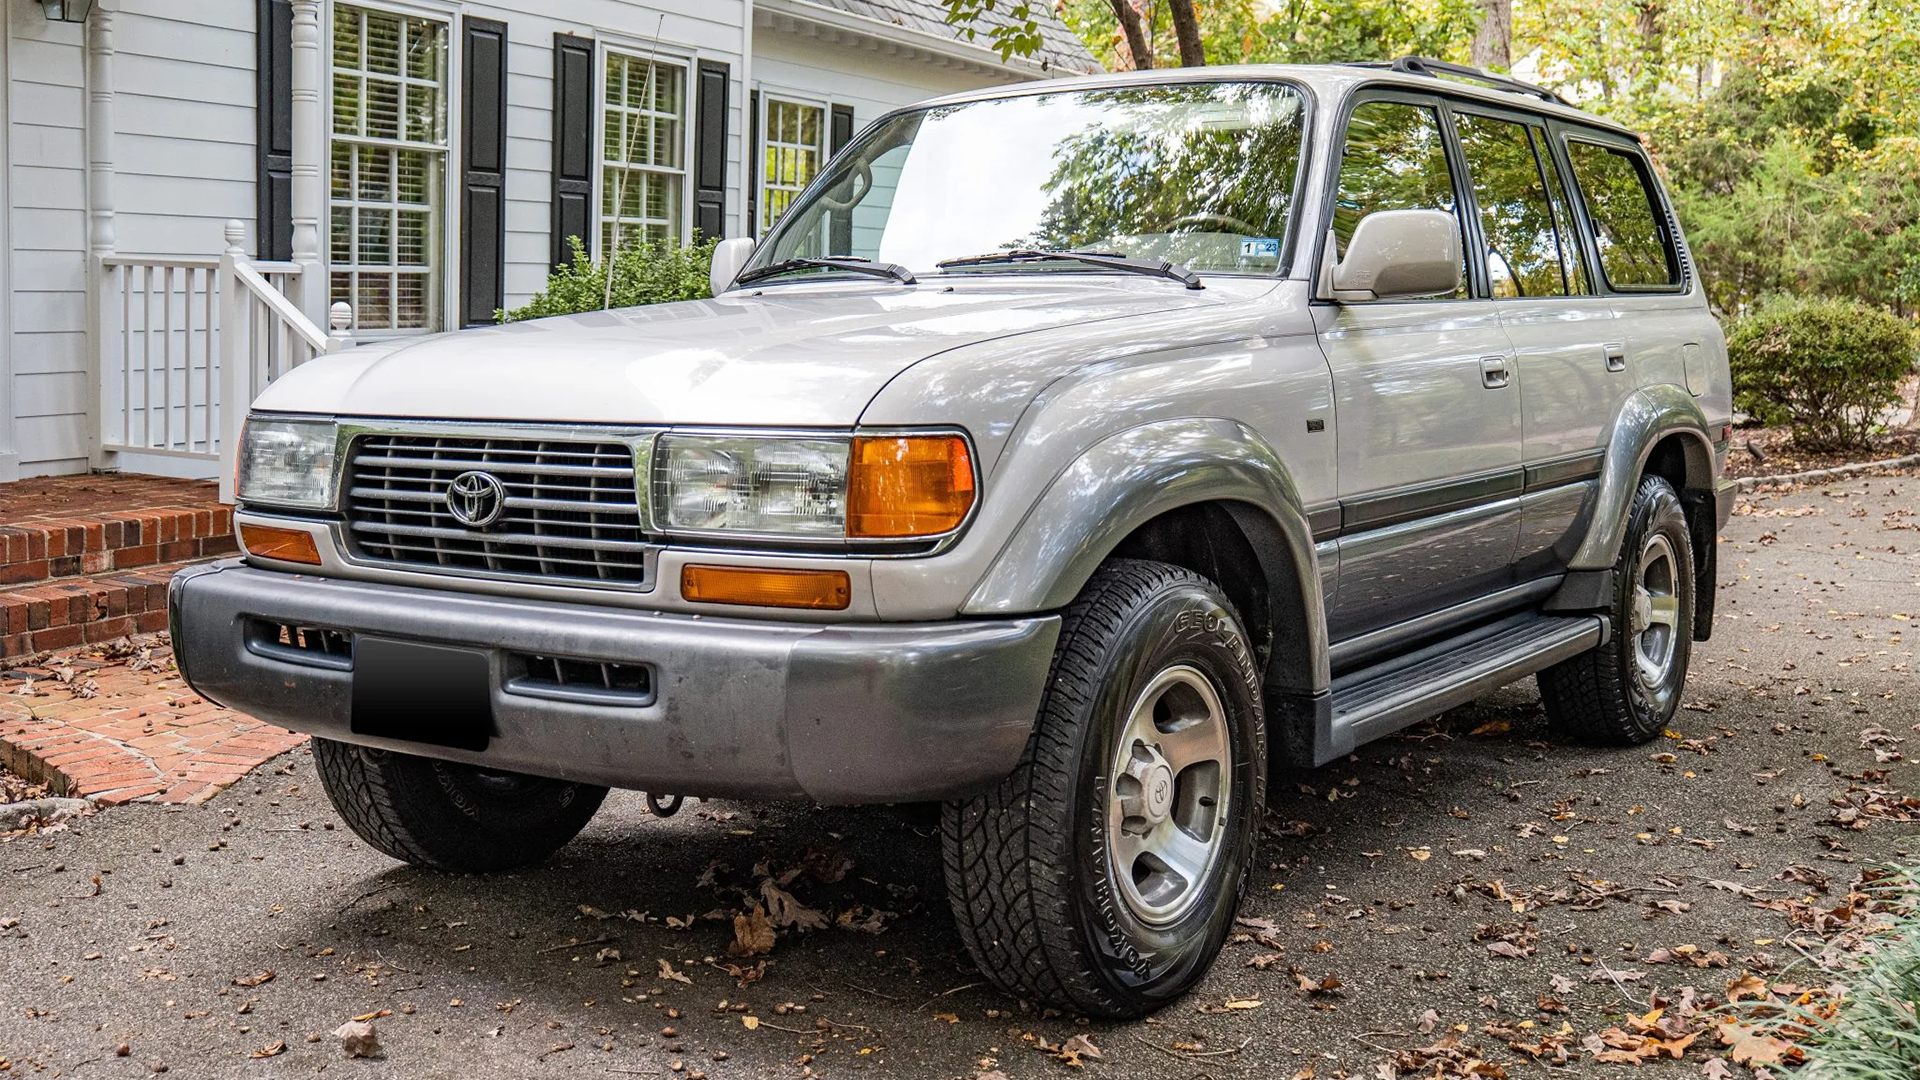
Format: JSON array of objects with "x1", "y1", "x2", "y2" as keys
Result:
[
  {"x1": 1167, "y1": 0, "x2": 1206, "y2": 66},
  {"x1": 1108, "y1": 0, "x2": 1153, "y2": 70}
]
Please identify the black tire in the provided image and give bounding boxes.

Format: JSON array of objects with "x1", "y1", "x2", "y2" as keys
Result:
[
  {"x1": 1539, "y1": 475, "x2": 1695, "y2": 745},
  {"x1": 942, "y1": 559, "x2": 1266, "y2": 1018},
  {"x1": 312, "y1": 738, "x2": 607, "y2": 872}
]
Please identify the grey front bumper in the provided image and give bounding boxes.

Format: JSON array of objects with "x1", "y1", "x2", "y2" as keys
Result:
[{"x1": 170, "y1": 560, "x2": 1059, "y2": 804}]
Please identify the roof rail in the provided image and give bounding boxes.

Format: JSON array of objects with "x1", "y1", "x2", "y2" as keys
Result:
[{"x1": 1346, "y1": 55, "x2": 1570, "y2": 107}]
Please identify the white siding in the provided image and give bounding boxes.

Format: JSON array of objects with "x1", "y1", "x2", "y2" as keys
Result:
[
  {"x1": 7, "y1": 7, "x2": 89, "y2": 476},
  {"x1": 753, "y1": 30, "x2": 1011, "y2": 138},
  {"x1": 112, "y1": 0, "x2": 257, "y2": 258}
]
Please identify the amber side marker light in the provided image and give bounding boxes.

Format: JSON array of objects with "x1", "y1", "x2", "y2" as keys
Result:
[
  {"x1": 681, "y1": 565, "x2": 851, "y2": 611},
  {"x1": 847, "y1": 435, "x2": 975, "y2": 539},
  {"x1": 239, "y1": 524, "x2": 322, "y2": 566}
]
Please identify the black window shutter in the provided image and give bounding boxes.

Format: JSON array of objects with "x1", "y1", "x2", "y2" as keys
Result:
[
  {"x1": 830, "y1": 103, "x2": 855, "y2": 155},
  {"x1": 551, "y1": 33, "x2": 595, "y2": 270},
  {"x1": 693, "y1": 61, "x2": 729, "y2": 241},
  {"x1": 459, "y1": 17, "x2": 507, "y2": 327},
  {"x1": 828, "y1": 104, "x2": 856, "y2": 252},
  {"x1": 747, "y1": 89, "x2": 760, "y2": 236},
  {"x1": 255, "y1": 0, "x2": 293, "y2": 262}
]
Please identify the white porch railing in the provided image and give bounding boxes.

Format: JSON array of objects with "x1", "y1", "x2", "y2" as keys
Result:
[{"x1": 99, "y1": 220, "x2": 352, "y2": 501}]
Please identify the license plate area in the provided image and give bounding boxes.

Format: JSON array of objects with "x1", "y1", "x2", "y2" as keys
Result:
[{"x1": 351, "y1": 637, "x2": 493, "y2": 752}]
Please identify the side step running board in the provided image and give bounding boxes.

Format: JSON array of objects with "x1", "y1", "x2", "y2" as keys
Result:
[{"x1": 1317, "y1": 612, "x2": 1607, "y2": 763}]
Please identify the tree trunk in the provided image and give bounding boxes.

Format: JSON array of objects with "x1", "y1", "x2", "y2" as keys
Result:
[
  {"x1": 1469, "y1": 0, "x2": 1512, "y2": 70},
  {"x1": 1108, "y1": 0, "x2": 1153, "y2": 70},
  {"x1": 1167, "y1": 0, "x2": 1207, "y2": 67}
]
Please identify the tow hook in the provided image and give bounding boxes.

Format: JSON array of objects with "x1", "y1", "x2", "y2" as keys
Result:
[{"x1": 646, "y1": 792, "x2": 683, "y2": 817}]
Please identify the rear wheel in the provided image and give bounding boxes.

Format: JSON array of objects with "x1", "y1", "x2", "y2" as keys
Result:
[
  {"x1": 313, "y1": 738, "x2": 607, "y2": 872},
  {"x1": 1539, "y1": 475, "x2": 1695, "y2": 745},
  {"x1": 942, "y1": 560, "x2": 1265, "y2": 1018}
]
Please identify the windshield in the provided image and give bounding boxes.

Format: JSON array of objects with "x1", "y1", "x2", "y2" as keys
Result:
[{"x1": 746, "y1": 81, "x2": 1308, "y2": 280}]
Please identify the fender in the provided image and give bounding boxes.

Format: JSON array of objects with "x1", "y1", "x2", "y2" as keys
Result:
[
  {"x1": 1567, "y1": 384, "x2": 1716, "y2": 572},
  {"x1": 961, "y1": 417, "x2": 1331, "y2": 696}
]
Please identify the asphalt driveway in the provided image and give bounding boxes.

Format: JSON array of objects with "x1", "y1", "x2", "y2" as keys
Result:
[{"x1": 3, "y1": 471, "x2": 1916, "y2": 1078}]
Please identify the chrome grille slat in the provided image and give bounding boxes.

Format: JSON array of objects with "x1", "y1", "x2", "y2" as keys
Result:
[{"x1": 343, "y1": 432, "x2": 651, "y2": 586}]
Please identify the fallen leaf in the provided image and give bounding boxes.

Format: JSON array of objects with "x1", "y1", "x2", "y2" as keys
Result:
[
  {"x1": 231, "y1": 970, "x2": 275, "y2": 988},
  {"x1": 761, "y1": 879, "x2": 829, "y2": 931},
  {"x1": 332, "y1": 1020, "x2": 381, "y2": 1059},
  {"x1": 657, "y1": 959, "x2": 693, "y2": 985},
  {"x1": 730, "y1": 905, "x2": 776, "y2": 957},
  {"x1": 250, "y1": 1040, "x2": 286, "y2": 1059}
]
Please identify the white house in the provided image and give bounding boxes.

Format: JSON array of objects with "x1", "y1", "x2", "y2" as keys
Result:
[{"x1": 0, "y1": 0, "x2": 1097, "y2": 483}]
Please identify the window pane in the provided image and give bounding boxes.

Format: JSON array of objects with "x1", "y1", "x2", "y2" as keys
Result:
[
  {"x1": 1334, "y1": 100, "x2": 1465, "y2": 297},
  {"x1": 1455, "y1": 114, "x2": 1566, "y2": 298},
  {"x1": 759, "y1": 99, "x2": 825, "y2": 236},
  {"x1": 601, "y1": 51, "x2": 689, "y2": 246},
  {"x1": 1533, "y1": 130, "x2": 1595, "y2": 294},
  {"x1": 330, "y1": 4, "x2": 447, "y2": 331},
  {"x1": 1566, "y1": 141, "x2": 1679, "y2": 288}
]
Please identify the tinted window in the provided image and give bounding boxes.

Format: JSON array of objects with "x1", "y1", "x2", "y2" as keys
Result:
[
  {"x1": 1455, "y1": 113, "x2": 1566, "y2": 298},
  {"x1": 1566, "y1": 141, "x2": 1680, "y2": 288},
  {"x1": 1334, "y1": 100, "x2": 1466, "y2": 297},
  {"x1": 1535, "y1": 131, "x2": 1595, "y2": 294}
]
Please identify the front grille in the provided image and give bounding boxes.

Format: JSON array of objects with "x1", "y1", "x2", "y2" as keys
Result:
[{"x1": 343, "y1": 433, "x2": 652, "y2": 586}]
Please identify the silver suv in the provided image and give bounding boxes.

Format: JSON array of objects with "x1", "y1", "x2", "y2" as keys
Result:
[{"x1": 173, "y1": 57, "x2": 1733, "y2": 1017}]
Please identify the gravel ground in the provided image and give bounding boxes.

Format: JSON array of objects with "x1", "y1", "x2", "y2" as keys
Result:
[{"x1": 3, "y1": 473, "x2": 1916, "y2": 1079}]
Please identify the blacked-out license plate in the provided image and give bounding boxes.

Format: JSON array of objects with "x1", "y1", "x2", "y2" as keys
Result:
[{"x1": 350, "y1": 637, "x2": 493, "y2": 751}]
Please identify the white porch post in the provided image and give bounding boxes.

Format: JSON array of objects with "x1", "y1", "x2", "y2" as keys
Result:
[
  {"x1": 289, "y1": 0, "x2": 327, "y2": 324},
  {"x1": 85, "y1": 0, "x2": 119, "y2": 470}
]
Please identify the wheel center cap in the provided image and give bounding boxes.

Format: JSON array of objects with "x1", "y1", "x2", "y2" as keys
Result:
[
  {"x1": 1144, "y1": 762, "x2": 1175, "y2": 822},
  {"x1": 1632, "y1": 587, "x2": 1654, "y2": 636}
]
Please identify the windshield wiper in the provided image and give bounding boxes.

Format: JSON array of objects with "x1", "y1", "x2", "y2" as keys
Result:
[
  {"x1": 736, "y1": 256, "x2": 916, "y2": 286},
  {"x1": 936, "y1": 249, "x2": 1204, "y2": 290}
]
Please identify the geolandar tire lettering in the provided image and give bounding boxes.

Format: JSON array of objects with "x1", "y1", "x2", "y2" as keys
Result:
[
  {"x1": 1538, "y1": 475, "x2": 1696, "y2": 745},
  {"x1": 313, "y1": 738, "x2": 609, "y2": 873},
  {"x1": 941, "y1": 559, "x2": 1266, "y2": 1018}
]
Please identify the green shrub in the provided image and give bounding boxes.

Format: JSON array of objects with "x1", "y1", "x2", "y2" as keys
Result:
[
  {"x1": 1727, "y1": 295, "x2": 1918, "y2": 452},
  {"x1": 500, "y1": 235, "x2": 717, "y2": 322}
]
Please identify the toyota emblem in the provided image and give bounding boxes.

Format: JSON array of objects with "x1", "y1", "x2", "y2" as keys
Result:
[{"x1": 445, "y1": 470, "x2": 507, "y2": 528}]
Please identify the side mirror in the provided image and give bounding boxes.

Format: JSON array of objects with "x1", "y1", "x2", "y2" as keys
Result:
[
  {"x1": 1330, "y1": 209, "x2": 1461, "y2": 302},
  {"x1": 709, "y1": 237, "x2": 755, "y2": 297}
]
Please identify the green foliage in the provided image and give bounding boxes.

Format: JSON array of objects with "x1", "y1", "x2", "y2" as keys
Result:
[
  {"x1": 1727, "y1": 296, "x2": 1918, "y2": 451},
  {"x1": 500, "y1": 236, "x2": 716, "y2": 322},
  {"x1": 938, "y1": 0, "x2": 1044, "y2": 61},
  {"x1": 1056, "y1": 0, "x2": 1478, "y2": 70}
]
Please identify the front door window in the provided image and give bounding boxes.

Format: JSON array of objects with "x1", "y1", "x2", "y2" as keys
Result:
[{"x1": 330, "y1": 4, "x2": 448, "y2": 332}]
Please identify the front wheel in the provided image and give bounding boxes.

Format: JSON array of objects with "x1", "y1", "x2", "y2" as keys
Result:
[
  {"x1": 313, "y1": 738, "x2": 607, "y2": 872},
  {"x1": 1539, "y1": 475, "x2": 1695, "y2": 744},
  {"x1": 942, "y1": 560, "x2": 1266, "y2": 1018}
]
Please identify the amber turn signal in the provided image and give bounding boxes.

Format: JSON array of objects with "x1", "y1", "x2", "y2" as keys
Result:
[
  {"x1": 238, "y1": 524, "x2": 322, "y2": 566},
  {"x1": 681, "y1": 565, "x2": 851, "y2": 610},
  {"x1": 847, "y1": 435, "x2": 975, "y2": 538}
]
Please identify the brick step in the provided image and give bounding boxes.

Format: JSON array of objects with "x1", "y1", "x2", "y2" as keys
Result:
[
  {"x1": 0, "y1": 562, "x2": 193, "y2": 660},
  {"x1": 0, "y1": 475, "x2": 234, "y2": 588}
]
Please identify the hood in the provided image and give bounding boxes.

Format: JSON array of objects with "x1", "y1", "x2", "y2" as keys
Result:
[{"x1": 252, "y1": 278, "x2": 1251, "y2": 427}]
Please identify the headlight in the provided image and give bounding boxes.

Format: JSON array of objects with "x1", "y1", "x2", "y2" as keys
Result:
[
  {"x1": 237, "y1": 416, "x2": 338, "y2": 510},
  {"x1": 653, "y1": 432, "x2": 974, "y2": 540}
]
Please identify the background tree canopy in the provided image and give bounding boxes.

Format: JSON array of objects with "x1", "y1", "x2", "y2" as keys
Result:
[{"x1": 948, "y1": 0, "x2": 1920, "y2": 318}]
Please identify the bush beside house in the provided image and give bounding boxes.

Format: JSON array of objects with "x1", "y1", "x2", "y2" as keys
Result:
[{"x1": 500, "y1": 237, "x2": 718, "y2": 322}]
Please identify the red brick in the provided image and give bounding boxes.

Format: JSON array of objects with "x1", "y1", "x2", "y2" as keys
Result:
[
  {"x1": 22, "y1": 593, "x2": 52, "y2": 631},
  {"x1": 93, "y1": 783, "x2": 168, "y2": 805},
  {"x1": 0, "y1": 560, "x2": 50, "y2": 585},
  {"x1": 102, "y1": 519, "x2": 125, "y2": 548},
  {"x1": 31, "y1": 625, "x2": 84, "y2": 651},
  {"x1": 117, "y1": 544, "x2": 159, "y2": 569},
  {"x1": 159, "y1": 539, "x2": 197, "y2": 562},
  {"x1": 82, "y1": 521, "x2": 105, "y2": 552},
  {"x1": 84, "y1": 616, "x2": 137, "y2": 643},
  {"x1": 42, "y1": 527, "x2": 66, "y2": 559},
  {"x1": 134, "y1": 610, "x2": 169, "y2": 634}
]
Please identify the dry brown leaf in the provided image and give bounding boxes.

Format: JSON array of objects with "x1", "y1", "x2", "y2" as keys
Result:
[
  {"x1": 332, "y1": 1019, "x2": 381, "y2": 1059},
  {"x1": 730, "y1": 905, "x2": 776, "y2": 957}
]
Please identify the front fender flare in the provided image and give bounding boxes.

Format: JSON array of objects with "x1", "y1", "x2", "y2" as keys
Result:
[{"x1": 961, "y1": 417, "x2": 1329, "y2": 695}]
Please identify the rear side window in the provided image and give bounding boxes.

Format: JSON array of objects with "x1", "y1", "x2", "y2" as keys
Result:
[
  {"x1": 1333, "y1": 100, "x2": 1467, "y2": 298},
  {"x1": 1454, "y1": 113, "x2": 1568, "y2": 298},
  {"x1": 1565, "y1": 141, "x2": 1680, "y2": 289}
]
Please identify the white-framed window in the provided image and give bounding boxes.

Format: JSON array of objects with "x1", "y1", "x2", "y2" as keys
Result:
[
  {"x1": 601, "y1": 49, "x2": 688, "y2": 253},
  {"x1": 328, "y1": 3, "x2": 449, "y2": 333},
  {"x1": 759, "y1": 95, "x2": 826, "y2": 237}
]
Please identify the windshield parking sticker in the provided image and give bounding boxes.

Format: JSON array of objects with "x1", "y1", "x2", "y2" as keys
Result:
[{"x1": 1239, "y1": 237, "x2": 1281, "y2": 260}]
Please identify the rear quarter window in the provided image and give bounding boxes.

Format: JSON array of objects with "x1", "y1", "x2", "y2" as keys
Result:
[{"x1": 1565, "y1": 140, "x2": 1681, "y2": 289}]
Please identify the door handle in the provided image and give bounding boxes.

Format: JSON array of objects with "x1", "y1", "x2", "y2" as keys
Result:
[
  {"x1": 1604, "y1": 343, "x2": 1628, "y2": 372},
  {"x1": 1479, "y1": 355, "x2": 1511, "y2": 389}
]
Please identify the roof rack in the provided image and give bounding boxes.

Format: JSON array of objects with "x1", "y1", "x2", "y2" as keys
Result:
[{"x1": 1346, "y1": 56, "x2": 1570, "y2": 107}]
